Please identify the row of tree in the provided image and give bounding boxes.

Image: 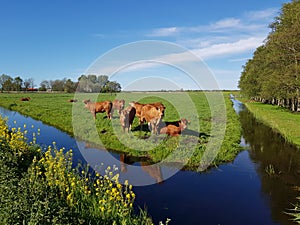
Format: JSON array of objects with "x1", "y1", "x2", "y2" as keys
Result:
[
  {"x1": 77, "y1": 75, "x2": 121, "y2": 93},
  {"x1": 0, "y1": 74, "x2": 121, "y2": 93},
  {"x1": 239, "y1": 0, "x2": 300, "y2": 111},
  {"x1": 0, "y1": 75, "x2": 34, "y2": 92}
]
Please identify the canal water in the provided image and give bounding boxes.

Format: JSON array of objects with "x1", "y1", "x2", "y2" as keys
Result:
[{"x1": 0, "y1": 98, "x2": 299, "y2": 225}]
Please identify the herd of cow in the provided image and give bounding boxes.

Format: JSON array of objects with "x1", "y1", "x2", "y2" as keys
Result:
[{"x1": 83, "y1": 99, "x2": 189, "y2": 137}]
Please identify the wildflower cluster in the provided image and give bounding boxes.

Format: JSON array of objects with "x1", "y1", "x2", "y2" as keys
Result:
[
  {"x1": 29, "y1": 146, "x2": 153, "y2": 224},
  {"x1": 93, "y1": 166, "x2": 136, "y2": 217},
  {"x1": 0, "y1": 118, "x2": 28, "y2": 154},
  {"x1": 0, "y1": 115, "x2": 154, "y2": 224}
]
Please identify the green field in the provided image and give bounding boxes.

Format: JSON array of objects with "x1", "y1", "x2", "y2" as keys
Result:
[
  {"x1": 0, "y1": 91, "x2": 242, "y2": 170},
  {"x1": 240, "y1": 100, "x2": 300, "y2": 147}
]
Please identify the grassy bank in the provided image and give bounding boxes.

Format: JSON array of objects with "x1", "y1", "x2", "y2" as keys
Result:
[
  {"x1": 241, "y1": 100, "x2": 300, "y2": 147},
  {"x1": 0, "y1": 91, "x2": 242, "y2": 170},
  {"x1": 0, "y1": 115, "x2": 154, "y2": 225}
]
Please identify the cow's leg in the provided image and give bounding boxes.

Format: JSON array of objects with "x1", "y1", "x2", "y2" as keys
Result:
[
  {"x1": 110, "y1": 108, "x2": 114, "y2": 118},
  {"x1": 129, "y1": 124, "x2": 132, "y2": 132},
  {"x1": 107, "y1": 110, "x2": 112, "y2": 120},
  {"x1": 148, "y1": 122, "x2": 152, "y2": 132},
  {"x1": 139, "y1": 119, "x2": 143, "y2": 132}
]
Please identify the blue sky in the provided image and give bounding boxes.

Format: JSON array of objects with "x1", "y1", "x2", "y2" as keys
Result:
[{"x1": 0, "y1": 0, "x2": 290, "y2": 90}]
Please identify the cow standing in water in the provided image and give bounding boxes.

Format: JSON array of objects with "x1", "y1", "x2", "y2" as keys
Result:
[{"x1": 83, "y1": 99, "x2": 112, "y2": 120}]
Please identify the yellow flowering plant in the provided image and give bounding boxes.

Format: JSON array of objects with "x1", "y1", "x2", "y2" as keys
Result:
[{"x1": 0, "y1": 115, "x2": 154, "y2": 224}]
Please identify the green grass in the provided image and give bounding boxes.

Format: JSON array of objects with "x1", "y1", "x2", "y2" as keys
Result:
[
  {"x1": 0, "y1": 91, "x2": 242, "y2": 170},
  {"x1": 241, "y1": 100, "x2": 300, "y2": 147},
  {"x1": 0, "y1": 115, "x2": 153, "y2": 225}
]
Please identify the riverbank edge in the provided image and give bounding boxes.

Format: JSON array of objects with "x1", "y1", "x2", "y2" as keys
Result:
[
  {"x1": 0, "y1": 92, "x2": 243, "y2": 170},
  {"x1": 239, "y1": 98, "x2": 300, "y2": 148}
]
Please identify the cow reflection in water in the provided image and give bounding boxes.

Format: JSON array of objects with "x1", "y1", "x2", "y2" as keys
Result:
[{"x1": 120, "y1": 154, "x2": 163, "y2": 184}]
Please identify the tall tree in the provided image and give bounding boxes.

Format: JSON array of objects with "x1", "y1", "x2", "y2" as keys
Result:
[
  {"x1": 40, "y1": 80, "x2": 51, "y2": 91},
  {"x1": 24, "y1": 78, "x2": 34, "y2": 90},
  {"x1": 51, "y1": 79, "x2": 66, "y2": 92},
  {"x1": 0, "y1": 74, "x2": 12, "y2": 92},
  {"x1": 239, "y1": 0, "x2": 300, "y2": 111},
  {"x1": 64, "y1": 79, "x2": 77, "y2": 93},
  {"x1": 97, "y1": 75, "x2": 109, "y2": 91},
  {"x1": 13, "y1": 76, "x2": 23, "y2": 91},
  {"x1": 2, "y1": 76, "x2": 13, "y2": 92}
]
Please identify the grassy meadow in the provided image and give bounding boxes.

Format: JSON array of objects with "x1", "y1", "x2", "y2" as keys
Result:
[
  {"x1": 241, "y1": 100, "x2": 300, "y2": 147},
  {"x1": 0, "y1": 91, "x2": 242, "y2": 170}
]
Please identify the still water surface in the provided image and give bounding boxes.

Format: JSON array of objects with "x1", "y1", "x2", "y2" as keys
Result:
[{"x1": 0, "y1": 98, "x2": 299, "y2": 225}]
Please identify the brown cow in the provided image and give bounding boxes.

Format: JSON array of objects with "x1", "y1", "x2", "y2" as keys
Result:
[
  {"x1": 140, "y1": 104, "x2": 163, "y2": 134},
  {"x1": 111, "y1": 99, "x2": 125, "y2": 116},
  {"x1": 165, "y1": 118, "x2": 190, "y2": 127},
  {"x1": 20, "y1": 97, "x2": 30, "y2": 101},
  {"x1": 68, "y1": 99, "x2": 78, "y2": 102},
  {"x1": 158, "y1": 118, "x2": 190, "y2": 131},
  {"x1": 159, "y1": 120, "x2": 188, "y2": 137},
  {"x1": 129, "y1": 101, "x2": 165, "y2": 123},
  {"x1": 83, "y1": 100, "x2": 112, "y2": 119},
  {"x1": 83, "y1": 99, "x2": 91, "y2": 104},
  {"x1": 119, "y1": 106, "x2": 136, "y2": 132}
]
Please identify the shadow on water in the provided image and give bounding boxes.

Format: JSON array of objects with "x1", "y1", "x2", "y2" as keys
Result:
[{"x1": 232, "y1": 97, "x2": 300, "y2": 225}]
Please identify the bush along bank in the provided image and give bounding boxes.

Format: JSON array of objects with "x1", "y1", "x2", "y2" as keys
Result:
[{"x1": 0, "y1": 115, "x2": 154, "y2": 225}]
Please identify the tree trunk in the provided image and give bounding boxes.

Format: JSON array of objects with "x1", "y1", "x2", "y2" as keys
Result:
[{"x1": 297, "y1": 98, "x2": 300, "y2": 112}]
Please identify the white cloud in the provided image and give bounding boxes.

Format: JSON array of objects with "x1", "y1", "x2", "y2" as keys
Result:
[
  {"x1": 92, "y1": 7, "x2": 279, "y2": 90},
  {"x1": 210, "y1": 18, "x2": 241, "y2": 30},
  {"x1": 245, "y1": 8, "x2": 279, "y2": 21},
  {"x1": 228, "y1": 57, "x2": 250, "y2": 62},
  {"x1": 148, "y1": 27, "x2": 180, "y2": 37},
  {"x1": 193, "y1": 36, "x2": 265, "y2": 59},
  {"x1": 146, "y1": 7, "x2": 278, "y2": 39}
]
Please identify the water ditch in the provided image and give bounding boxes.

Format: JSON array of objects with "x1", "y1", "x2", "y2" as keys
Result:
[{"x1": 0, "y1": 98, "x2": 299, "y2": 225}]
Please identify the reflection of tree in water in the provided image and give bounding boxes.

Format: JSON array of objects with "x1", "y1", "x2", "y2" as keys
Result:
[{"x1": 239, "y1": 108, "x2": 300, "y2": 225}]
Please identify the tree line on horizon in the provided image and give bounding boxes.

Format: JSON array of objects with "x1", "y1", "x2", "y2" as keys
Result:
[
  {"x1": 0, "y1": 74, "x2": 121, "y2": 93},
  {"x1": 238, "y1": 0, "x2": 300, "y2": 111}
]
